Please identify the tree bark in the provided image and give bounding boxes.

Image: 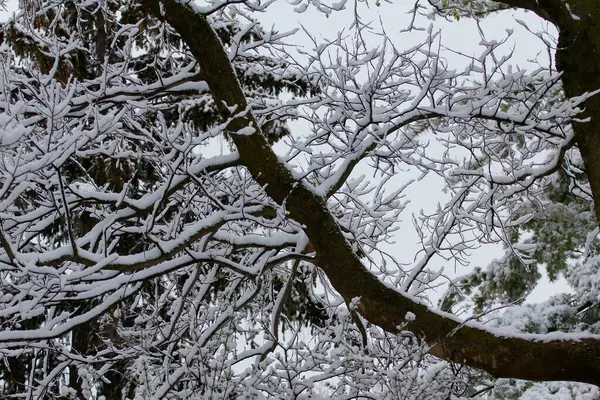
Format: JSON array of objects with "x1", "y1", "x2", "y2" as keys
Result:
[
  {"x1": 551, "y1": 1, "x2": 600, "y2": 224},
  {"x1": 497, "y1": 0, "x2": 600, "y2": 223},
  {"x1": 143, "y1": 0, "x2": 600, "y2": 386}
]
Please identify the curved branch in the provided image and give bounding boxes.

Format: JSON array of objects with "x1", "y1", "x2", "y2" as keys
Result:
[{"x1": 143, "y1": 0, "x2": 600, "y2": 386}]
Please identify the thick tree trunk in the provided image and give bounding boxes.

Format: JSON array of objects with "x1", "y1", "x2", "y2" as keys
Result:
[
  {"x1": 553, "y1": 3, "x2": 600, "y2": 224},
  {"x1": 143, "y1": 0, "x2": 600, "y2": 386},
  {"x1": 501, "y1": 0, "x2": 600, "y2": 223}
]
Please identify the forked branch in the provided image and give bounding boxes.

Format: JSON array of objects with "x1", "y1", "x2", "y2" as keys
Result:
[{"x1": 143, "y1": 0, "x2": 600, "y2": 386}]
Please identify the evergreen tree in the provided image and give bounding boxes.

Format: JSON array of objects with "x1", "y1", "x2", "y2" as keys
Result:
[{"x1": 0, "y1": 3, "x2": 321, "y2": 397}]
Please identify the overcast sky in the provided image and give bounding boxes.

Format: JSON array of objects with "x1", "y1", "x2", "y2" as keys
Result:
[{"x1": 251, "y1": 0, "x2": 566, "y2": 305}]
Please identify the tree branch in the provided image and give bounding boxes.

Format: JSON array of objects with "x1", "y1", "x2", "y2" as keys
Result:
[{"x1": 143, "y1": 0, "x2": 600, "y2": 386}]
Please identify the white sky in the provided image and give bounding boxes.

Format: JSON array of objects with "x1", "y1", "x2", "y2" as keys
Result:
[{"x1": 253, "y1": 0, "x2": 567, "y2": 305}]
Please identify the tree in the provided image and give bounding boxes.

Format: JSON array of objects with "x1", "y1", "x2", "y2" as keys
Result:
[
  {"x1": 0, "y1": 1, "x2": 319, "y2": 397},
  {"x1": 0, "y1": 0, "x2": 599, "y2": 397}
]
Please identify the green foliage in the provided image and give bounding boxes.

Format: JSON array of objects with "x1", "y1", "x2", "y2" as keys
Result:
[
  {"x1": 451, "y1": 256, "x2": 541, "y2": 314},
  {"x1": 522, "y1": 172, "x2": 597, "y2": 280},
  {"x1": 431, "y1": 0, "x2": 510, "y2": 19}
]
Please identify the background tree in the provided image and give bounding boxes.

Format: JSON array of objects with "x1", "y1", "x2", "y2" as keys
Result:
[{"x1": 0, "y1": 2, "x2": 320, "y2": 397}]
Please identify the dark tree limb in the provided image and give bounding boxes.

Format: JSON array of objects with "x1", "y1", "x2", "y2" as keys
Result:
[{"x1": 142, "y1": 0, "x2": 600, "y2": 386}]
